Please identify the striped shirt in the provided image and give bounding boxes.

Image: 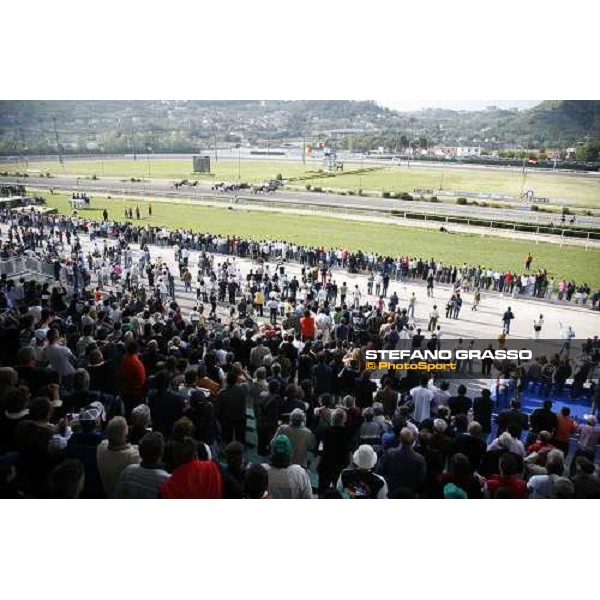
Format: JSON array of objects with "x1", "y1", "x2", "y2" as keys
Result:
[{"x1": 113, "y1": 464, "x2": 170, "y2": 499}]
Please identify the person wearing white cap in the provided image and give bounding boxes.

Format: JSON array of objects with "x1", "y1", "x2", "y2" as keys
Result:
[{"x1": 336, "y1": 444, "x2": 388, "y2": 499}]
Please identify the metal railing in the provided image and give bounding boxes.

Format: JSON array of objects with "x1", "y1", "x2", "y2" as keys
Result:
[{"x1": 0, "y1": 256, "x2": 54, "y2": 279}]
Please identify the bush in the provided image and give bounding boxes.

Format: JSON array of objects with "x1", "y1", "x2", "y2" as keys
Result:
[
  {"x1": 91, "y1": 174, "x2": 98, "y2": 180},
  {"x1": 313, "y1": 186, "x2": 323, "y2": 193},
  {"x1": 530, "y1": 205, "x2": 539, "y2": 212},
  {"x1": 305, "y1": 184, "x2": 312, "y2": 191},
  {"x1": 562, "y1": 207, "x2": 571, "y2": 215},
  {"x1": 46, "y1": 172, "x2": 52, "y2": 178},
  {"x1": 429, "y1": 196, "x2": 439, "y2": 203},
  {"x1": 357, "y1": 189, "x2": 363, "y2": 196},
  {"x1": 400, "y1": 192, "x2": 413, "y2": 201},
  {"x1": 456, "y1": 197, "x2": 468, "y2": 205},
  {"x1": 347, "y1": 190, "x2": 355, "y2": 196},
  {"x1": 275, "y1": 173, "x2": 283, "y2": 181},
  {"x1": 382, "y1": 191, "x2": 391, "y2": 198}
]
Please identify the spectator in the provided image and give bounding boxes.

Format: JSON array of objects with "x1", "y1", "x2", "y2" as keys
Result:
[
  {"x1": 486, "y1": 453, "x2": 528, "y2": 499},
  {"x1": 336, "y1": 444, "x2": 388, "y2": 499},
  {"x1": 147, "y1": 370, "x2": 186, "y2": 439},
  {"x1": 215, "y1": 371, "x2": 248, "y2": 445},
  {"x1": 218, "y1": 441, "x2": 246, "y2": 499},
  {"x1": 442, "y1": 453, "x2": 484, "y2": 499},
  {"x1": 377, "y1": 427, "x2": 426, "y2": 496},
  {"x1": 317, "y1": 408, "x2": 351, "y2": 496},
  {"x1": 275, "y1": 408, "x2": 316, "y2": 469},
  {"x1": 448, "y1": 384, "x2": 472, "y2": 417},
  {"x1": 255, "y1": 380, "x2": 281, "y2": 456},
  {"x1": 472, "y1": 389, "x2": 494, "y2": 436},
  {"x1": 118, "y1": 341, "x2": 146, "y2": 417},
  {"x1": 411, "y1": 378, "x2": 434, "y2": 423},
  {"x1": 66, "y1": 405, "x2": 106, "y2": 498},
  {"x1": 262, "y1": 435, "x2": 313, "y2": 499},
  {"x1": 553, "y1": 406, "x2": 577, "y2": 457},
  {"x1": 113, "y1": 431, "x2": 169, "y2": 499},
  {"x1": 160, "y1": 437, "x2": 223, "y2": 499},
  {"x1": 47, "y1": 459, "x2": 85, "y2": 499},
  {"x1": 571, "y1": 456, "x2": 600, "y2": 499},
  {"x1": 452, "y1": 421, "x2": 486, "y2": 471},
  {"x1": 96, "y1": 416, "x2": 140, "y2": 498},
  {"x1": 244, "y1": 464, "x2": 271, "y2": 499},
  {"x1": 527, "y1": 449, "x2": 567, "y2": 498}
]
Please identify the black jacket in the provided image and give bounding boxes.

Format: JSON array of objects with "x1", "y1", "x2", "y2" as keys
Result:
[
  {"x1": 377, "y1": 445, "x2": 426, "y2": 494},
  {"x1": 215, "y1": 384, "x2": 248, "y2": 424},
  {"x1": 448, "y1": 394, "x2": 472, "y2": 417},
  {"x1": 452, "y1": 433, "x2": 486, "y2": 470},
  {"x1": 497, "y1": 408, "x2": 529, "y2": 435},
  {"x1": 529, "y1": 408, "x2": 557, "y2": 435}
]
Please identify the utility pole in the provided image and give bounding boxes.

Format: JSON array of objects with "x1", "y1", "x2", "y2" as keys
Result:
[
  {"x1": 214, "y1": 132, "x2": 218, "y2": 162},
  {"x1": 302, "y1": 135, "x2": 306, "y2": 165},
  {"x1": 53, "y1": 117, "x2": 64, "y2": 166},
  {"x1": 131, "y1": 127, "x2": 137, "y2": 161},
  {"x1": 147, "y1": 147, "x2": 152, "y2": 178}
]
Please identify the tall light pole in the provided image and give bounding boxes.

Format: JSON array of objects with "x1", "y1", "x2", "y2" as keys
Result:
[
  {"x1": 146, "y1": 147, "x2": 152, "y2": 197},
  {"x1": 302, "y1": 135, "x2": 306, "y2": 165},
  {"x1": 100, "y1": 144, "x2": 105, "y2": 176},
  {"x1": 147, "y1": 147, "x2": 152, "y2": 177},
  {"x1": 520, "y1": 146, "x2": 527, "y2": 197},
  {"x1": 238, "y1": 144, "x2": 241, "y2": 180}
]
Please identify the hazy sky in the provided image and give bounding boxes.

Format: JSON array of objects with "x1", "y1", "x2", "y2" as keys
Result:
[{"x1": 379, "y1": 100, "x2": 541, "y2": 112}]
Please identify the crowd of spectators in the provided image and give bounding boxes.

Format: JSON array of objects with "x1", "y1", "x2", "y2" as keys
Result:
[
  {"x1": 0, "y1": 207, "x2": 599, "y2": 499},
  {"x1": 1, "y1": 208, "x2": 598, "y2": 307}
]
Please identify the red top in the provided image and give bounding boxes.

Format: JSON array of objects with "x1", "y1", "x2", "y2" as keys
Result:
[
  {"x1": 300, "y1": 316, "x2": 315, "y2": 339},
  {"x1": 555, "y1": 414, "x2": 577, "y2": 443},
  {"x1": 161, "y1": 460, "x2": 224, "y2": 499},
  {"x1": 118, "y1": 353, "x2": 146, "y2": 398},
  {"x1": 486, "y1": 475, "x2": 528, "y2": 499}
]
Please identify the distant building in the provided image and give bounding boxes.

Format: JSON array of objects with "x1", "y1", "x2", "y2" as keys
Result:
[{"x1": 456, "y1": 146, "x2": 481, "y2": 157}]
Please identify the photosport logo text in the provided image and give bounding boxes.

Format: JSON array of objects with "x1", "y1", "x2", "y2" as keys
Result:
[{"x1": 364, "y1": 349, "x2": 533, "y2": 372}]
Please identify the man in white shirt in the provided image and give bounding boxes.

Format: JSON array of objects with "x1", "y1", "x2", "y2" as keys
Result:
[
  {"x1": 533, "y1": 314, "x2": 544, "y2": 340},
  {"x1": 410, "y1": 379, "x2": 435, "y2": 423},
  {"x1": 558, "y1": 322, "x2": 575, "y2": 356},
  {"x1": 315, "y1": 309, "x2": 331, "y2": 341},
  {"x1": 352, "y1": 286, "x2": 361, "y2": 309}
]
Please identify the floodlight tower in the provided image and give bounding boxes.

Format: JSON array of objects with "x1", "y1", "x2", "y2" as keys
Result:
[{"x1": 53, "y1": 117, "x2": 65, "y2": 166}]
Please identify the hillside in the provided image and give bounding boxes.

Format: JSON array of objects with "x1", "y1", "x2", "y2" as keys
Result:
[{"x1": 0, "y1": 99, "x2": 598, "y2": 156}]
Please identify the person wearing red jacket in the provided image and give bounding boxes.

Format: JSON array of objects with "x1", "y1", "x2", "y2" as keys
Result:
[
  {"x1": 299, "y1": 310, "x2": 315, "y2": 342},
  {"x1": 118, "y1": 341, "x2": 146, "y2": 417},
  {"x1": 486, "y1": 453, "x2": 528, "y2": 499},
  {"x1": 161, "y1": 438, "x2": 223, "y2": 499}
]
